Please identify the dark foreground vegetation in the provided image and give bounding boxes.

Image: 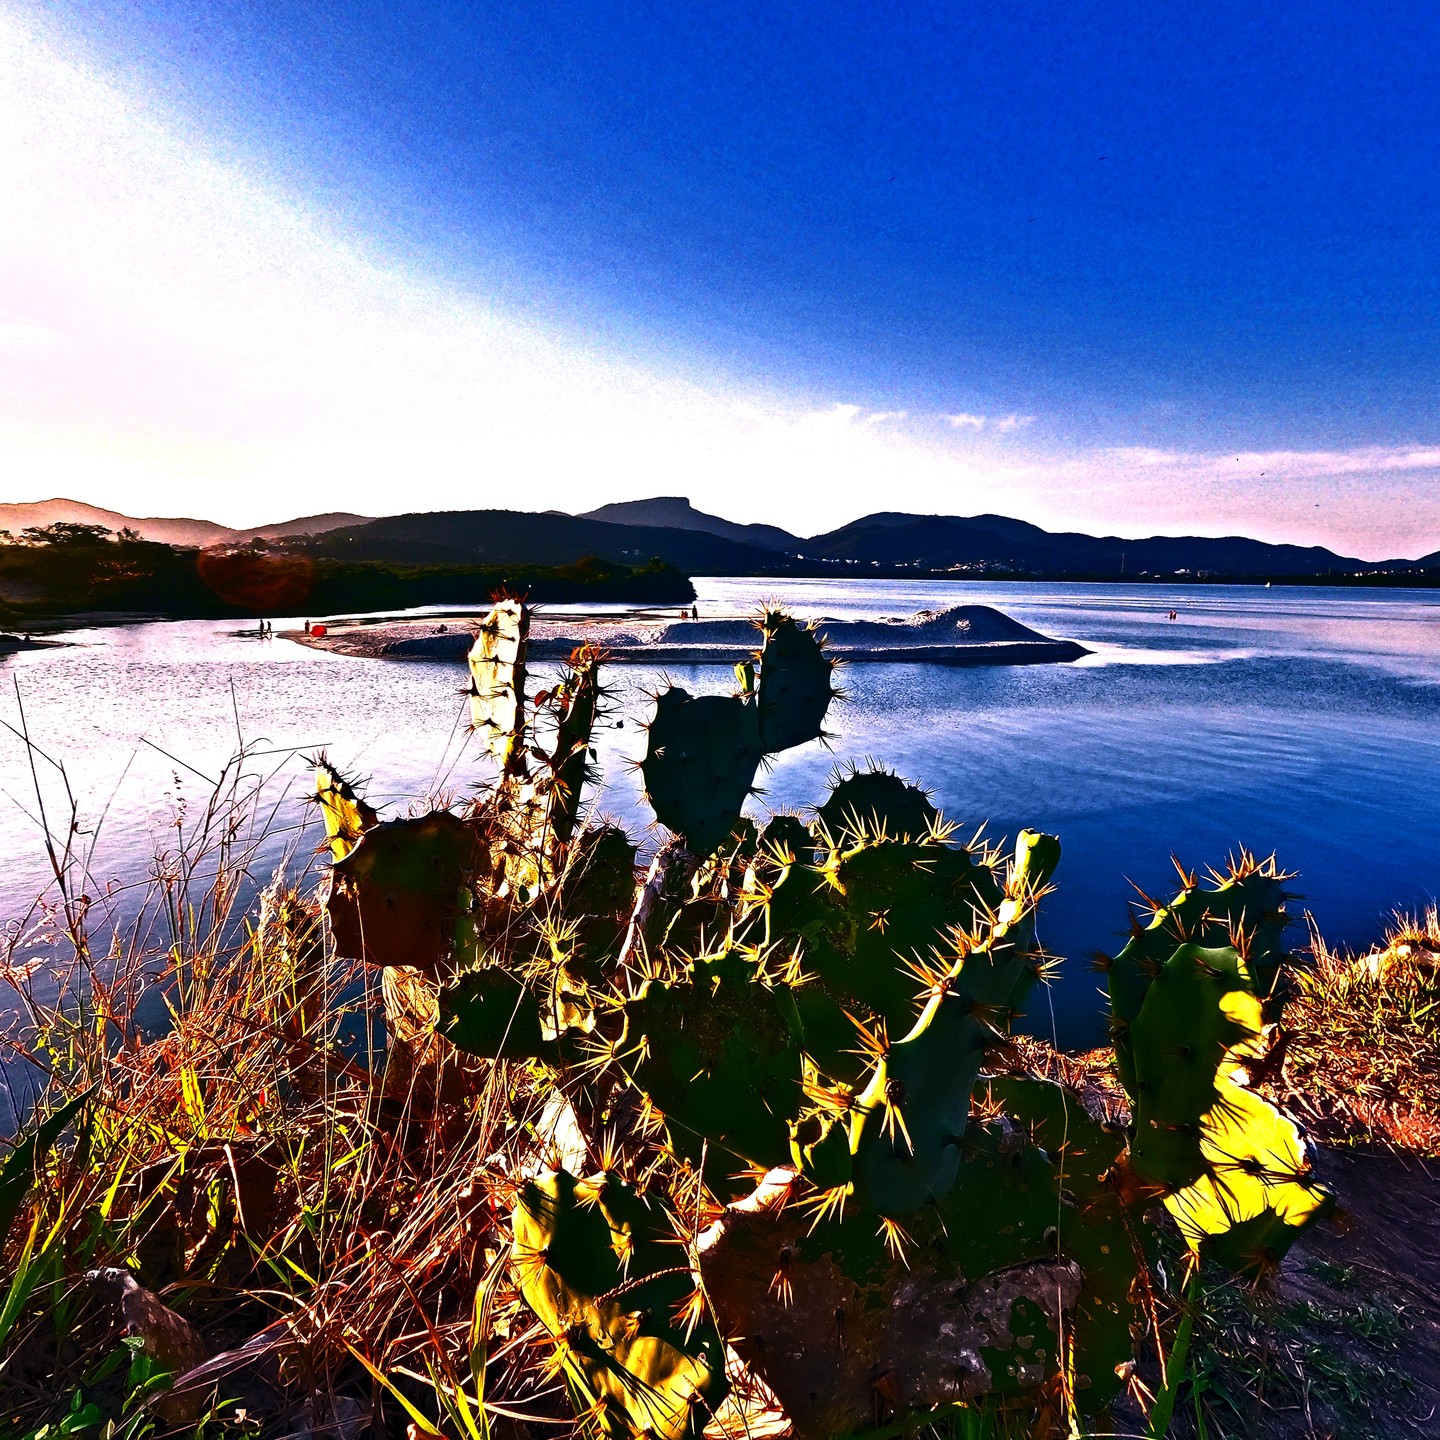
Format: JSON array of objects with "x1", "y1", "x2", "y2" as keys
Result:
[
  {"x1": 0, "y1": 523, "x2": 693, "y2": 628},
  {"x1": 2, "y1": 603, "x2": 1437, "y2": 1440}
]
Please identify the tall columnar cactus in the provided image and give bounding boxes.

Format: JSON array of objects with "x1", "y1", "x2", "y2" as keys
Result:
[
  {"x1": 467, "y1": 598, "x2": 530, "y2": 776},
  {"x1": 309, "y1": 599, "x2": 1335, "y2": 1438}
]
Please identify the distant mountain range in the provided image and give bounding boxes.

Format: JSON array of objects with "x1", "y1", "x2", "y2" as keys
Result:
[
  {"x1": 0, "y1": 498, "x2": 370, "y2": 549},
  {"x1": 304, "y1": 501, "x2": 1439, "y2": 580},
  {"x1": 581, "y1": 496, "x2": 796, "y2": 552},
  {"x1": 6, "y1": 495, "x2": 1438, "y2": 582}
]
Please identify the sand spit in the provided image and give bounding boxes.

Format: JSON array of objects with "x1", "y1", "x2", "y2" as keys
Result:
[{"x1": 290, "y1": 605, "x2": 1089, "y2": 667}]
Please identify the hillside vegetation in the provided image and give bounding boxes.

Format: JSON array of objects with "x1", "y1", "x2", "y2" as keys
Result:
[{"x1": 0, "y1": 523, "x2": 693, "y2": 625}]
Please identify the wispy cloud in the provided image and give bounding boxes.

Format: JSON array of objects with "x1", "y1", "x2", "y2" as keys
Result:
[
  {"x1": 0, "y1": 318, "x2": 67, "y2": 353},
  {"x1": 1099, "y1": 444, "x2": 1440, "y2": 479},
  {"x1": 940, "y1": 411, "x2": 1035, "y2": 434},
  {"x1": 973, "y1": 443, "x2": 1440, "y2": 558}
]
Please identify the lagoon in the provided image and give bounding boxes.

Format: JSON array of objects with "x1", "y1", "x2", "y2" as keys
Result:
[{"x1": 2, "y1": 579, "x2": 1438, "y2": 1049}]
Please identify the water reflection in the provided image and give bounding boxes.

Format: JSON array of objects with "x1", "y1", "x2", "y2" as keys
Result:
[{"x1": 2, "y1": 580, "x2": 1437, "y2": 1049}]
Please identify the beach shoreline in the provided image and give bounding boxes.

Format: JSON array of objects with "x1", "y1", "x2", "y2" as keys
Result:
[{"x1": 283, "y1": 603, "x2": 1091, "y2": 667}]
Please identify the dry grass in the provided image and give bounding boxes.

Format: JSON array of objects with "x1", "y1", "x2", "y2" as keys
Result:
[
  {"x1": 1273, "y1": 909, "x2": 1440, "y2": 1156},
  {"x1": 0, "y1": 739, "x2": 569, "y2": 1440},
  {"x1": 4, "y1": 709, "x2": 1438, "y2": 1440}
]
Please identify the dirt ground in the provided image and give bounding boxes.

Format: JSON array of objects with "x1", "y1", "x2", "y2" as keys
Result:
[{"x1": 1172, "y1": 1146, "x2": 1440, "y2": 1439}]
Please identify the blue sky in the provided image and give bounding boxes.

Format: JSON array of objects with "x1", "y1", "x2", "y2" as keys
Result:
[{"x1": 3, "y1": 1, "x2": 1439, "y2": 553}]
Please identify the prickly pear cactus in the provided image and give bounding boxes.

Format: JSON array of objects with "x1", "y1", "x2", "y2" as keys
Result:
[
  {"x1": 639, "y1": 689, "x2": 764, "y2": 858},
  {"x1": 696, "y1": 1125, "x2": 1084, "y2": 1439},
  {"x1": 615, "y1": 950, "x2": 806, "y2": 1182},
  {"x1": 326, "y1": 811, "x2": 485, "y2": 974},
  {"x1": 814, "y1": 762, "x2": 940, "y2": 841},
  {"x1": 540, "y1": 643, "x2": 605, "y2": 850},
  {"x1": 1124, "y1": 940, "x2": 1331, "y2": 1275},
  {"x1": 639, "y1": 608, "x2": 836, "y2": 856},
  {"x1": 753, "y1": 610, "x2": 839, "y2": 752},
  {"x1": 313, "y1": 755, "x2": 377, "y2": 861},
  {"x1": 842, "y1": 831, "x2": 1060, "y2": 1216},
  {"x1": 301, "y1": 597, "x2": 1338, "y2": 1438},
  {"x1": 1105, "y1": 851, "x2": 1292, "y2": 1092},
  {"x1": 1101, "y1": 854, "x2": 1333, "y2": 1278},
  {"x1": 984, "y1": 1074, "x2": 1153, "y2": 1412}
]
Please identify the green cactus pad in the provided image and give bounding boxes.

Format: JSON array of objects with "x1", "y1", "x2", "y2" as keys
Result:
[
  {"x1": 789, "y1": 1102, "x2": 854, "y2": 1190},
  {"x1": 539, "y1": 643, "x2": 604, "y2": 851},
  {"x1": 742, "y1": 831, "x2": 1008, "y2": 1084},
  {"x1": 1108, "y1": 860, "x2": 1292, "y2": 1094},
  {"x1": 1162, "y1": 1081, "x2": 1333, "y2": 1277},
  {"x1": 619, "y1": 953, "x2": 805, "y2": 1175},
  {"x1": 326, "y1": 811, "x2": 485, "y2": 974},
  {"x1": 755, "y1": 812, "x2": 814, "y2": 865},
  {"x1": 1127, "y1": 942, "x2": 1264, "y2": 1187},
  {"x1": 814, "y1": 764, "x2": 939, "y2": 841},
  {"x1": 438, "y1": 967, "x2": 546, "y2": 1058},
  {"x1": 639, "y1": 687, "x2": 764, "y2": 857},
  {"x1": 845, "y1": 833, "x2": 1059, "y2": 1214},
  {"x1": 1127, "y1": 941, "x2": 1332, "y2": 1272},
  {"x1": 817, "y1": 836, "x2": 1006, "y2": 1030},
  {"x1": 846, "y1": 947, "x2": 1012, "y2": 1215},
  {"x1": 512, "y1": 1169, "x2": 728, "y2": 1440},
  {"x1": 753, "y1": 611, "x2": 836, "y2": 752},
  {"x1": 936, "y1": 1118, "x2": 1061, "y2": 1275},
  {"x1": 560, "y1": 825, "x2": 638, "y2": 912},
  {"x1": 985, "y1": 1075, "x2": 1150, "y2": 1412},
  {"x1": 314, "y1": 757, "x2": 378, "y2": 862}
]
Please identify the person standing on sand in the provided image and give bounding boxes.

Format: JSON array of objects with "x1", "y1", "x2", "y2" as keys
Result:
[{"x1": 691, "y1": 604, "x2": 698, "y2": 620}]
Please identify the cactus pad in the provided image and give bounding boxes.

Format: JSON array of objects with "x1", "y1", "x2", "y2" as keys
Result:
[
  {"x1": 326, "y1": 812, "x2": 485, "y2": 974},
  {"x1": 619, "y1": 953, "x2": 805, "y2": 1176},
  {"x1": 468, "y1": 599, "x2": 529, "y2": 774},
  {"x1": 753, "y1": 610, "x2": 836, "y2": 752},
  {"x1": 814, "y1": 764, "x2": 939, "y2": 841},
  {"x1": 439, "y1": 967, "x2": 546, "y2": 1058},
  {"x1": 984, "y1": 1075, "x2": 1150, "y2": 1412},
  {"x1": 844, "y1": 831, "x2": 1059, "y2": 1214},
  {"x1": 313, "y1": 757, "x2": 377, "y2": 862},
  {"x1": 639, "y1": 687, "x2": 763, "y2": 856},
  {"x1": 1108, "y1": 857, "x2": 1292, "y2": 1093},
  {"x1": 511, "y1": 1169, "x2": 728, "y2": 1440},
  {"x1": 540, "y1": 643, "x2": 604, "y2": 851}
]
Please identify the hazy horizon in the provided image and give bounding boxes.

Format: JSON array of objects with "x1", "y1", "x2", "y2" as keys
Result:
[{"x1": 5, "y1": 488, "x2": 1440, "y2": 563}]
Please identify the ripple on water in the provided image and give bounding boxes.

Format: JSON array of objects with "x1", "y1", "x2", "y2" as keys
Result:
[{"x1": 1, "y1": 581, "x2": 1437, "y2": 1048}]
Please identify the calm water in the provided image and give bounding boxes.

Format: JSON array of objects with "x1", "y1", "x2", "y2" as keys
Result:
[{"x1": 2, "y1": 579, "x2": 1438, "y2": 1049}]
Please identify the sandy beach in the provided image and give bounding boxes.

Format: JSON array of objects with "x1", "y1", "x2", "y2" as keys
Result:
[{"x1": 285, "y1": 603, "x2": 1090, "y2": 667}]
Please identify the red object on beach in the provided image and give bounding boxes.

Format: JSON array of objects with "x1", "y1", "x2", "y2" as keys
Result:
[{"x1": 311, "y1": 623, "x2": 328, "y2": 637}]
